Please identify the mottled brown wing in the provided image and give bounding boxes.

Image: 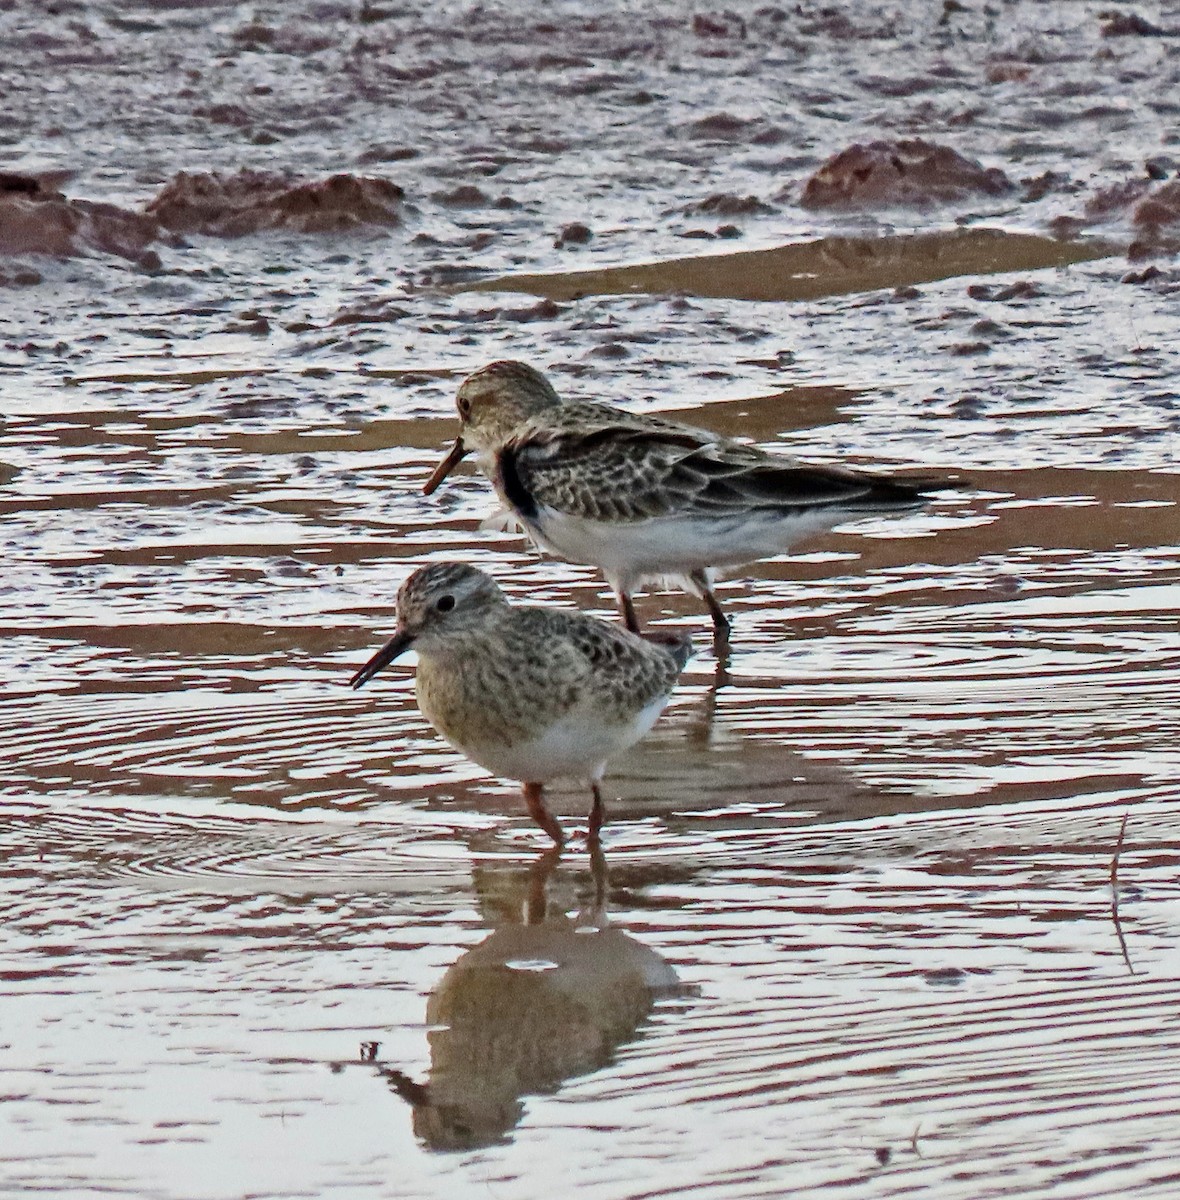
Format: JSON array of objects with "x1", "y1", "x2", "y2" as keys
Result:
[
  {"x1": 500, "y1": 412, "x2": 931, "y2": 523},
  {"x1": 512, "y1": 607, "x2": 686, "y2": 707}
]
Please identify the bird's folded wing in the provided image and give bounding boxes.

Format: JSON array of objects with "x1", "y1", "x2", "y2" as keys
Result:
[
  {"x1": 503, "y1": 420, "x2": 923, "y2": 523},
  {"x1": 502, "y1": 606, "x2": 682, "y2": 705}
]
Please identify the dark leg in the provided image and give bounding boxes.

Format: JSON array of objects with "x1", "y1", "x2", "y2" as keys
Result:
[
  {"x1": 690, "y1": 570, "x2": 731, "y2": 658},
  {"x1": 588, "y1": 781, "x2": 606, "y2": 846},
  {"x1": 523, "y1": 782, "x2": 565, "y2": 847},
  {"x1": 617, "y1": 591, "x2": 640, "y2": 633}
]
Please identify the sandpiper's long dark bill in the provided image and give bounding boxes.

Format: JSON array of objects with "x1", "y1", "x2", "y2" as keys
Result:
[
  {"x1": 423, "y1": 360, "x2": 953, "y2": 649},
  {"x1": 350, "y1": 561, "x2": 691, "y2": 847},
  {"x1": 350, "y1": 630, "x2": 414, "y2": 690}
]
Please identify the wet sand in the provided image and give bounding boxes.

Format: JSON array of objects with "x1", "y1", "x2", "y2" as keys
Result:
[{"x1": 466, "y1": 228, "x2": 1115, "y2": 302}]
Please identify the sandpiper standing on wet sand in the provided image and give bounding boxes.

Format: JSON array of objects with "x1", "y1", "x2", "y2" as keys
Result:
[
  {"x1": 350, "y1": 562, "x2": 691, "y2": 846},
  {"x1": 424, "y1": 360, "x2": 947, "y2": 654}
]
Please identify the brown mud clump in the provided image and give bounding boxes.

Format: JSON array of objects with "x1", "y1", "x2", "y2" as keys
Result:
[
  {"x1": 1055, "y1": 175, "x2": 1180, "y2": 257},
  {"x1": 801, "y1": 139, "x2": 1013, "y2": 210},
  {"x1": 684, "y1": 193, "x2": 775, "y2": 217},
  {"x1": 1130, "y1": 179, "x2": 1180, "y2": 259},
  {"x1": 1084, "y1": 179, "x2": 1153, "y2": 221},
  {"x1": 1133, "y1": 180, "x2": 1180, "y2": 231},
  {"x1": 1100, "y1": 12, "x2": 1171, "y2": 37},
  {"x1": 0, "y1": 173, "x2": 159, "y2": 261},
  {"x1": 146, "y1": 170, "x2": 407, "y2": 236}
]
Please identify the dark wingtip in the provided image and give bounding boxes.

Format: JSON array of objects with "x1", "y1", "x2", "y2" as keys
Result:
[
  {"x1": 893, "y1": 472, "x2": 963, "y2": 497},
  {"x1": 857, "y1": 471, "x2": 963, "y2": 508}
]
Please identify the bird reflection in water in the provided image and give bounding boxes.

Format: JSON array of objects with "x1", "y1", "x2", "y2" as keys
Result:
[{"x1": 377, "y1": 846, "x2": 682, "y2": 1151}]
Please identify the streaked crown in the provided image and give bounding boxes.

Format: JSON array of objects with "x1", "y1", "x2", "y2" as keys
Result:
[
  {"x1": 350, "y1": 562, "x2": 508, "y2": 688},
  {"x1": 397, "y1": 562, "x2": 505, "y2": 643},
  {"x1": 455, "y1": 361, "x2": 564, "y2": 453}
]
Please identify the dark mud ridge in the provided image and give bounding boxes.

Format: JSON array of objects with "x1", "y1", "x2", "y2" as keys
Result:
[
  {"x1": 146, "y1": 171, "x2": 408, "y2": 237},
  {"x1": 2, "y1": 151, "x2": 1178, "y2": 304},
  {"x1": 0, "y1": 171, "x2": 159, "y2": 263},
  {"x1": 0, "y1": 169, "x2": 407, "y2": 262}
]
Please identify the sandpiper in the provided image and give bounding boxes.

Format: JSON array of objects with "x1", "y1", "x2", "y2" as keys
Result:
[
  {"x1": 350, "y1": 562, "x2": 691, "y2": 846},
  {"x1": 424, "y1": 360, "x2": 947, "y2": 651}
]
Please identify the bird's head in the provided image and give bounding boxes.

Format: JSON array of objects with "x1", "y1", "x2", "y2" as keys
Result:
[
  {"x1": 350, "y1": 562, "x2": 506, "y2": 687},
  {"x1": 423, "y1": 361, "x2": 563, "y2": 494}
]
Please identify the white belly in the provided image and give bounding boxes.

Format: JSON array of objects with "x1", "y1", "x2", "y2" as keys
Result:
[
  {"x1": 447, "y1": 695, "x2": 669, "y2": 785},
  {"x1": 528, "y1": 506, "x2": 843, "y2": 590}
]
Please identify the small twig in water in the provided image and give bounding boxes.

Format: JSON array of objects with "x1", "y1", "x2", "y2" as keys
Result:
[
  {"x1": 1111, "y1": 813, "x2": 1127, "y2": 891},
  {"x1": 1110, "y1": 812, "x2": 1134, "y2": 975}
]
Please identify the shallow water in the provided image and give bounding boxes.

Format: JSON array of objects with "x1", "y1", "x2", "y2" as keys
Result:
[{"x1": 3, "y1": 1, "x2": 1180, "y2": 1197}]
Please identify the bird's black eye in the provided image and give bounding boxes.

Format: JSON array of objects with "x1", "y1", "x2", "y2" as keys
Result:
[
  {"x1": 457, "y1": 396, "x2": 471, "y2": 419},
  {"x1": 435, "y1": 594, "x2": 455, "y2": 613}
]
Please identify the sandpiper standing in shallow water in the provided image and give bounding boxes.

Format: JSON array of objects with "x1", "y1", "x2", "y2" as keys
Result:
[
  {"x1": 424, "y1": 360, "x2": 947, "y2": 653},
  {"x1": 350, "y1": 562, "x2": 691, "y2": 846}
]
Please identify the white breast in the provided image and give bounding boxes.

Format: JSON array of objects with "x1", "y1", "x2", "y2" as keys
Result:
[{"x1": 447, "y1": 694, "x2": 669, "y2": 785}]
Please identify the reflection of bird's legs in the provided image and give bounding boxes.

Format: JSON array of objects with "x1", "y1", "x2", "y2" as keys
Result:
[
  {"x1": 685, "y1": 652, "x2": 730, "y2": 747},
  {"x1": 690, "y1": 569, "x2": 731, "y2": 662},
  {"x1": 712, "y1": 633, "x2": 731, "y2": 677},
  {"x1": 379, "y1": 1066, "x2": 430, "y2": 1108},
  {"x1": 589, "y1": 838, "x2": 608, "y2": 912},
  {"x1": 523, "y1": 782, "x2": 565, "y2": 846},
  {"x1": 525, "y1": 845, "x2": 563, "y2": 925}
]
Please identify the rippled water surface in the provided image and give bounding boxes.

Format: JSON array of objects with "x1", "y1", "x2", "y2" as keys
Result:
[{"x1": 3, "y1": 2, "x2": 1180, "y2": 1197}]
